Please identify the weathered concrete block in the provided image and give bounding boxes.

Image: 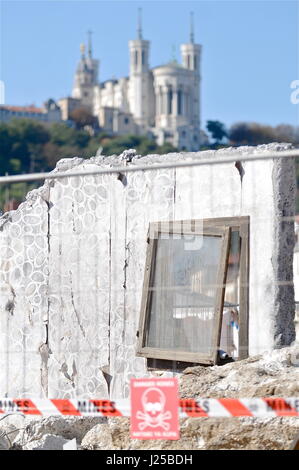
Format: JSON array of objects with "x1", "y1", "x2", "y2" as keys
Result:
[
  {"x1": 0, "y1": 143, "x2": 296, "y2": 398},
  {"x1": 22, "y1": 434, "x2": 69, "y2": 450},
  {"x1": 81, "y1": 423, "x2": 114, "y2": 450},
  {"x1": 13, "y1": 415, "x2": 107, "y2": 448}
]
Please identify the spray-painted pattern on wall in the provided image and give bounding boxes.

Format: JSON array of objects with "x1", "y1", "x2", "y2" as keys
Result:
[{"x1": 0, "y1": 144, "x2": 295, "y2": 399}]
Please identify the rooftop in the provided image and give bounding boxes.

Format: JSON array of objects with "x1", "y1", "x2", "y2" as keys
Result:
[{"x1": 0, "y1": 105, "x2": 44, "y2": 114}]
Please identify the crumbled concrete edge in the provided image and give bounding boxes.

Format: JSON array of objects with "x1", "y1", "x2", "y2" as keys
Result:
[
  {"x1": 0, "y1": 143, "x2": 293, "y2": 227},
  {"x1": 0, "y1": 143, "x2": 296, "y2": 351},
  {"x1": 272, "y1": 147, "x2": 296, "y2": 347}
]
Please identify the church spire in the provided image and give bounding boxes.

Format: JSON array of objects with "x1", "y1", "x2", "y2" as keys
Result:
[
  {"x1": 190, "y1": 11, "x2": 194, "y2": 43},
  {"x1": 87, "y1": 30, "x2": 93, "y2": 58},
  {"x1": 80, "y1": 42, "x2": 85, "y2": 59},
  {"x1": 137, "y1": 7, "x2": 142, "y2": 39}
]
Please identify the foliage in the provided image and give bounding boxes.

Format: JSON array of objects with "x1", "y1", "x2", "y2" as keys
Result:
[
  {"x1": 69, "y1": 108, "x2": 98, "y2": 130},
  {"x1": 1, "y1": 117, "x2": 299, "y2": 211},
  {"x1": 206, "y1": 120, "x2": 299, "y2": 212},
  {"x1": 0, "y1": 119, "x2": 178, "y2": 210},
  {"x1": 206, "y1": 120, "x2": 227, "y2": 144},
  {"x1": 0, "y1": 119, "x2": 50, "y2": 174},
  {"x1": 100, "y1": 134, "x2": 161, "y2": 156},
  {"x1": 229, "y1": 122, "x2": 275, "y2": 146},
  {"x1": 229, "y1": 122, "x2": 299, "y2": 146}
]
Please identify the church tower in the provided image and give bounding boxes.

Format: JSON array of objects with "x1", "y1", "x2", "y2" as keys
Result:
[
  {"x1": 72, "y1": 32, "x2": 99, "y2": 112},
  {"x1": 180, "y1": 12, "x2": 201, "y2": 128},
  {"x1": 128, "y1": 9, "x2": 155, "y2": 131}
]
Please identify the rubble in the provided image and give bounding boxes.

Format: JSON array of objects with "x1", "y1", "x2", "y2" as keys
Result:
[
  {"x1": 179, "y1": 344, "x2": 299, "y2": 398},
  {"x1": 80, "y1": 416, "x2": 299, "y2": 451},
  {"x1": 79, "y1": 344, "x2": 299, "y2": 450},
  {"x1": 2, "y1": 344, "x2": 298, "y2": 450},
  {"x1": 0, "y1": 435, "x2": 10, "y2": 451},
  {"x1": 13, "y1": 415, "x2": 107, "y2": 449},
  {"x1": 81, "y1": 423, "x2": 115, "y2": 450},
  {"x1": 22, "y1": 434, "x2": 69, "y2": 451}
]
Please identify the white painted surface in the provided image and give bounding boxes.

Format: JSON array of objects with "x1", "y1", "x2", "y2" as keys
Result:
[
  {"x1": 64, "y1": 33, "x2": 201, "y2": 150},
  {"x1": 0, "y1": 144, "x2": 295, "y2": 398}
]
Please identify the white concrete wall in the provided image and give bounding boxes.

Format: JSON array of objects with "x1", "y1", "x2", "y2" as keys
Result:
[
  {"x1": 293, "y1": 254, "x2": 299, "y2": 340},
  {"x1": 0, "y1": 144, "x2": 296, "y2": 399}
]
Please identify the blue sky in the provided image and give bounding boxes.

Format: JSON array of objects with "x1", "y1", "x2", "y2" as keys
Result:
[{"x1": 1, "y1": 0, "x2": 298, "y2": 129}]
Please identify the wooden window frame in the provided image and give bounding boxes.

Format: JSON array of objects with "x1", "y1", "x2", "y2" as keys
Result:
[{"x1": 136, "y1": 216, "x2": 249, "y2": 365}]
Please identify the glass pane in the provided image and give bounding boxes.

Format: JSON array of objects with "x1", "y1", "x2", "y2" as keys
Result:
[
  {"x1": 224, "y1": 230, "x2": 240, "y2": 306},
  {"x1": 146, "y1": 232, "x2": 223, "y2": 355},
  {"x1": 221, "y1": 230, "x2": 240, "y2": 359}
]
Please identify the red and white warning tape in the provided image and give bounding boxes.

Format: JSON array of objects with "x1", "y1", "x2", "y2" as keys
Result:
[{"x1": 0, "y1": 398, "x2": 298, "y2": 418}]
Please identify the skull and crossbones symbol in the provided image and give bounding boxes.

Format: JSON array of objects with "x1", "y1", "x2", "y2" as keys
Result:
[{"x1": 136, "y1": 387, "x2": 172, "y2": 431}]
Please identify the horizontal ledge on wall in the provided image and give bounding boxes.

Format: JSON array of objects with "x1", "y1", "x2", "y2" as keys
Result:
[{"x1": 0, "y1": 148, "x2": 298, "y2": 185}]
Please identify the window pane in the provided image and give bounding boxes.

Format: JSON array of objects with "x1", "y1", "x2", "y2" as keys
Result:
[
  {"x1": 146, "y1": 233, "x2": 223, "y2": 354},
  {"x1": 221, "y1": 230, "x2": 240, "y2": 358},
  {"x1": 224, "y1": 230, "x2": 240, "y2": 306},
  {"x1": 167, "y1": 88, "x2": 173, "y2": 115},
  {"x1": 178, "y1": 90, "x2": 182, "y2": 115}
]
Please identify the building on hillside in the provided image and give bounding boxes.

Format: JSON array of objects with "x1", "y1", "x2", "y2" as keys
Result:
[
  {"x1": 0, "y1": 99, "x2": 62, "y2": 124},
  {"x1": 59, "y1": 13, "x2": 202, "y2": 151}
]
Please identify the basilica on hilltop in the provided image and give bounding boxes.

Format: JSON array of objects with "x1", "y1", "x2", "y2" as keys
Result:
[{"x1": 59, "y1": 12, "x2": 202, "y2": 151}]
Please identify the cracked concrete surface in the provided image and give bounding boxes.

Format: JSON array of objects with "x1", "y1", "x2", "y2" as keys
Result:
[{"x1": 0, "y1": 143, "x2": 296, "y2": 398}]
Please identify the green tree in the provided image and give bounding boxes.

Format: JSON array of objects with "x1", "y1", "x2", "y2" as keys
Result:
[
  {"x1": 0, "y1": 119, "x2": 50, "y2": 174},
  {"x1": 69, "y1": 108, "x2": 98, "y2": 130},
  {"x1": 274, "y1": 124, "x2": 299, "y2": 144},
  {"x1": 49, "y1": 122, "x2": 90, "y2": 148},
  {"x1": 101, "y1": 135, "x2": 140, "y2": 155},
  {"x1": 0, "y1": 124, "x2": 13, "y2": 174},
  {"x1": 229, "y1": 122, "x2": 275, "y2": 146},
  {"x1": 99, "y1": 134, "x2": 178, "y2": 157},
  {"x1": 155, "y1": 142, "x2": 177, "y2": 154},
  {"x1": 206, "y1": 120, "x2": 227, "y2": 144}
]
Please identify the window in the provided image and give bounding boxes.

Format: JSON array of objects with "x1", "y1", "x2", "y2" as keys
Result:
[
  {"x1": 137, "y1": 217, "x2": 249, "y2": 365},
  {"x1": 178, "y1": 90, "x2": 183, "y2": 115},
  {"x1": 167, "y1": 87, "x2": 173, "y2": 115}
]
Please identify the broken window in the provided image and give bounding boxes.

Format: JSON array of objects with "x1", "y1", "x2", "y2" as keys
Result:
[{"x1": 137, "y1": 217, "x2": 249, "y2": 365}]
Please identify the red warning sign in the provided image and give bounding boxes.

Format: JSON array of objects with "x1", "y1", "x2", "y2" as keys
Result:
[{"x1": 130, "y1": 377, "x2": 180, "y2": 440}]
